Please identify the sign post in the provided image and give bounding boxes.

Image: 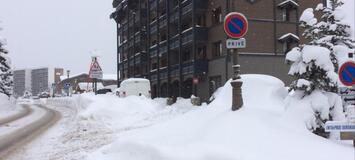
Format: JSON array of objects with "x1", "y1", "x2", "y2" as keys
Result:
[
  {"x1": 89, "y1": 56, "x2": 103, "y2": 95},
  {"x1": 224, "y1": 12, "x2": 248, "y2": 111},
  {"x1": 328, "y1": 61, "x2": 355, "y2": 146}
]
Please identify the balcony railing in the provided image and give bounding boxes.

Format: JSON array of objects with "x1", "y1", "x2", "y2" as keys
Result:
[
  {"x1": 159, "y1": 15, "x2": 167, "y2": 29},
  {"x1": 150, "y1": 23, "x2": 158, "y2": 34},
  {"x1": 169, "y1": 36, "x2": 179, "y2": 49}
]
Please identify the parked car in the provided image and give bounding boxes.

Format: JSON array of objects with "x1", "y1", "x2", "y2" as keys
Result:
[
  {"x1": 118, "y1": 78, "x2": 151, "y2": 98},
  {"x1": 39, "y1": 92, "x2": 50, "y2": 98},
  {"x1": 96, "y1": 88, "x2": 112, "y2": 94}
]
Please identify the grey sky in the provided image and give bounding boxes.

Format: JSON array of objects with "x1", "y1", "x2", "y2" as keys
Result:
[{"x1": 0, "y1": 0, "x2": 116, "y2": 74}]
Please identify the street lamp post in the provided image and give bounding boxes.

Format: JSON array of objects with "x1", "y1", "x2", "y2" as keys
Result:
[
  {"x1": 231, "y1": 49, "x2": 243, "y2": 111},
  {"x1": 67, "y1": 70, "x2": 70, "y2": 96}
]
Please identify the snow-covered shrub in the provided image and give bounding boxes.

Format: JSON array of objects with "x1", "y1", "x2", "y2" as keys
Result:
[{"x1": 285, "y1": 0, "x2": 353, "y2": 137}]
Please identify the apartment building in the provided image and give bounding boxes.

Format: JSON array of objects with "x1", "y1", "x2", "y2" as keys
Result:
[
  {"x1": 31, "y1": 67, "x2": 64, "y2": 95},
  {"x1": 13, "y1": 69, "x2": 31, "y2": 97},
  {"x1": 111, "y1": 0, "x2": 324, "y2": 100}
]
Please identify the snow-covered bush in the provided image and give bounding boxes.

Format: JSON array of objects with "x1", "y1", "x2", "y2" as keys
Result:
[
  {"x1": 285, "y1": 0, "x2": 353, "y2": 137},
  {"x1": 0, "y1": 27, "x2": 13, "y2": 97}
]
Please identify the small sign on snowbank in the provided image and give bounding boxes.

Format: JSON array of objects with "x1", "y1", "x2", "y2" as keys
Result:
[{"x1": 325, "y1": 121, "x2": 355, "y2": 132}]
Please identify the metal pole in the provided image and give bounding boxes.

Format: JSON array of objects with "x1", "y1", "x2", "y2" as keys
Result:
[{"x1": 230, "y1": 48, "x2": 243, "y2": 111}]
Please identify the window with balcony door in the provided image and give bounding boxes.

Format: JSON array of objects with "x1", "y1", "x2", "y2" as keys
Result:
[
  {"x1": 211, "y1": 7, "x2": 222, "y2": 25},
  {"x1": 212, "y1": 41, "x2": 223, "y2": 58}
]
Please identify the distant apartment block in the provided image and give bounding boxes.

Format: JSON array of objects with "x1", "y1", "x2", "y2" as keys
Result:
[
  {"x1": 31, "y1": 67, "x2": 64, "y2": 96},
  {"x1": 13, "y1": 67, "x2": 64, "y2": 97},
  {"x1": 13, "y1": 69, "x2": 31, "y2": 97}
]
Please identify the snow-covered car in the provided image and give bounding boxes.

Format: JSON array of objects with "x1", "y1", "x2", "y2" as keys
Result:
[
  {"x1": 118, "y1": 78, "x2": 151, "y2": 98},
  {"x1": 39, "y1": 92, "x2": 50, "y2": 98}
]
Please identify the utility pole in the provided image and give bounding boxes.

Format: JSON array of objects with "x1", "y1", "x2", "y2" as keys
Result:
[{"x1": 66, "y1": 70, "x2": 70, "y2": 97}]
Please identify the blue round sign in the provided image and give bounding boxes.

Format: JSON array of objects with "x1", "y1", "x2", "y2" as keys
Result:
[
  {"x1": 224, "y1": 12, "x2": 248, "y2": 39},
  {"x1": 339, "y1": 61, "x2": 355, "y2": 86}
]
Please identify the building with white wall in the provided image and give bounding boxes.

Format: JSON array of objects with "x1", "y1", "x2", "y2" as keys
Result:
[{"x1": 13, "y1": 67, "x2": 64, "y2": 97}]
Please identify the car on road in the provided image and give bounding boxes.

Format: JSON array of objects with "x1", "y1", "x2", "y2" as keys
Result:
[
  {"x1": 117, "y1": 78, "x2": 151, "y2": 98},
  {"x1": 96, "y1": 88, "x2": 112, "y2": 94},
  {"x1": 38, "y1": 92, "x2": 50, "y2": 98}
]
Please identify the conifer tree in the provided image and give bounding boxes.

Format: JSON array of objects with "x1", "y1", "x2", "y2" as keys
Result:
[
  {"x1": 285, "y1": 0, "x2": 353, "y2": 137},
  {"x1": 0, "y1": 27, "x2": 13, "y2": 97}
]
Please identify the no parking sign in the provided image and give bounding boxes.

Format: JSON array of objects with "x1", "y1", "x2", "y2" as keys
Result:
[
  {"x1": 339, "y1": 61, "x2": 355, "y2": 86},
  {"x1": 224, "y1": 12, "x2": 248, "y2": 39}
]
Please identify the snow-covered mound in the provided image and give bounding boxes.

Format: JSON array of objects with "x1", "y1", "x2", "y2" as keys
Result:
[
  {"x1": 76, "y1": 93, "x2": 197, "y2": 133},
  {"x1": 87, "y1": 74, "x2": 354, "y2": 160},
  {"x1": 0, "y1": 93, "x2": 16, "y2": 117}
]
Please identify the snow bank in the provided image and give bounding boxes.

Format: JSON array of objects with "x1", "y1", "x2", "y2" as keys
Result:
[
  {"x1": 0, "y1": 93, "x2": 17, "y2": 117},
  {"x1": 87, "y1": 74, "x2": 353, "y2": 160}
]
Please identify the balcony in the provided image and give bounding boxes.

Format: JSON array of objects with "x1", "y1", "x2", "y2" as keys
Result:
[
  {"x1": 181, "y1": 0, "x2": 208, "y2": 11},
  {"x1": 150, "y1": 46, "x2": 158, "y2": 58},
  {"x1": 169, "y1": 11, "x2": 179, "y2": 23},
  {"x1": 159, "y1": 15, "x2": 167, "y2": 29},
  {"x1": 112, "y1": 0, "x2": 123, "y2": 8},
  {"x1": 128, "y1": 0, "x2": 139, "y2": 10},
  {"x1": 182, "y1": 2, "x2": 192, "y2": 15},
  {"x1": 170, "y1": 65, "x2": 179, "y2": 77},
  {"x1": 111, "y1": 1, "x2": 128, "y2": 23},
  {"x1": 150, "y1": 22, "x2": 158, "y2": 34},
  {"x1": 194, "y1": 59, "x2": 208, "y2": 75},
  {"x1": 159, "y1": 42, "x2": 168, "y2": 54},
  {"x1": 182, "y1": 62, "x2": 194, "y2": 75},
  {"x1": 181, "y1": 27, "x2": 208, "y2": 45},
  {"x1": 160, "y1": 68, "x2": 168, "y2": 80},
  {"x1": 169, "y1": 35, "x2": 179, "y2": 50},
  {"x1": 149, "y1": 0, "x2": 157, "y2": 10}
]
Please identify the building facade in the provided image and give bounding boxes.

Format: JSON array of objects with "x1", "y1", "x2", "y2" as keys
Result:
[
  {"x1": 111, "y1": 0, "x2": 324, "y2": 101},
  {"x1": 13, "y1": 69, "x2": 31, "y2": 97},
  {"x1": 31, "y1": 67, "x2": 64, "y2": 96}
]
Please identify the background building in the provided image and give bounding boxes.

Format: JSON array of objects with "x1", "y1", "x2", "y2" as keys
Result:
[
  {"x1": 31, "y1": 67, "x2": 64, "y2": 96},
  {"x1": 13, "y1": 69, "x2": 31, "y2": 97},
  {"x1": 111, "y1": 0, "x2": 325, "y2": 101},
  {"x1": 13, "y1": 67, "x2": 64, "y2": 97}
]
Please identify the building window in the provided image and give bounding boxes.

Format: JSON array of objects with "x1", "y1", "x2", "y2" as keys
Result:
[
  {"x1": 211, "y1": 7, "x2": 222, "y2": 25},
  {"x1": 212, "y1": 41, "x2": 223, "y2": 58},
  {"x1": 282, "y1": 9, "x2": 290, "y2": 21}
]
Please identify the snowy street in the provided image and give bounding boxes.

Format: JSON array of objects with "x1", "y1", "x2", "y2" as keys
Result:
[
  {"x1": 0, "y1": 0, "x2": 354, "y2": 159},
  {"x1": 0, "y1": 104, "x2": 59, "y2": 158},
  {"x1": 0, "y1": 75, "x2": 353, "y2": 160}
]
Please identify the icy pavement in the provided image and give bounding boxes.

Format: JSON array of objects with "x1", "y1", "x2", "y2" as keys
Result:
[{"x1": 4, "y1": 102, "x2": 113, "y2": 160}]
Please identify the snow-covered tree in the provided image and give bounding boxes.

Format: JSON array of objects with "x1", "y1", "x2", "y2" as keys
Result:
[
  {"x1": 0, "y1": 27, "x2": 13, "y2": 97},
  {"x1": 300, "y1": 0, "x2": 354, "y2": 71},
  {"x1": 285, "y1": 0, "x2": 353, "y2": 138}
]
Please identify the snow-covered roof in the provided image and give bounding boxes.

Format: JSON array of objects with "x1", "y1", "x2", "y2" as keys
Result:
[
  {"x1": 103, "y1": 74, "x2": 117, "y2": 80},
  {"x1": 60, "y1": 72, "x2": 87, "y2": 81},
  {"x1": 277, "y1": 0, "x2": 299, "y2": 8},
  {"x1": 60, "y1": 73, "x2": 117, "y2": 81},
  {"x1": 278, "y1": 33, "x2": 300, "y2": 42},
  {"x1": 77, "y1": 82, "x2": 104, "y2": 90}
]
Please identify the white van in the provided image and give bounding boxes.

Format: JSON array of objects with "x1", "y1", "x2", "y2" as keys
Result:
[{"x1": 117, "y1": 78, "x2": 151, "y2": 98}]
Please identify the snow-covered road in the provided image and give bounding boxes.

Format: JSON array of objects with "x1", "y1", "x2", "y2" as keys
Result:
[
  {"x1": 4, "y1": 99, "x2": 114, "y2": 160},
  {"x1": 0, "y1": 104, "x2": 60, "y2": 158},
  {"x1": 0, "y1": 105, "x2": 31, "y2": 126}
]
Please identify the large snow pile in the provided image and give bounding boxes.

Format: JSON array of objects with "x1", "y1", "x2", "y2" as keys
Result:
[
  {"x1": 76, "y1": 93, "x2": 198, "y2": 133},
  {"x1": 0, "y1": 93, "x2": 15, "y2": 117},
  {"x1": 86, "y1": 75, "x2": 353, "y2": 160}
]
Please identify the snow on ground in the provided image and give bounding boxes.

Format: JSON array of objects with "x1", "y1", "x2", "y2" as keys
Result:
[
  {"x1": 0, "y1": 93, "x2": 20, "y2": 118},
  {"x1": 86, "y1": 74, "x2": 354, "y2": 160},
  {"x1": 6, "y1": 92, "x2": 197, "y2": 160}
]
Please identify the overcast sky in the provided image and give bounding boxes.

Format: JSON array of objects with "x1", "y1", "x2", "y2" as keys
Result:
[
  {"x1": 0, "y1": 0, "x2": 353, "y2": 75},
  {"x1": 0, "y1": 0, "x2": 116, "y2": 74}
]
